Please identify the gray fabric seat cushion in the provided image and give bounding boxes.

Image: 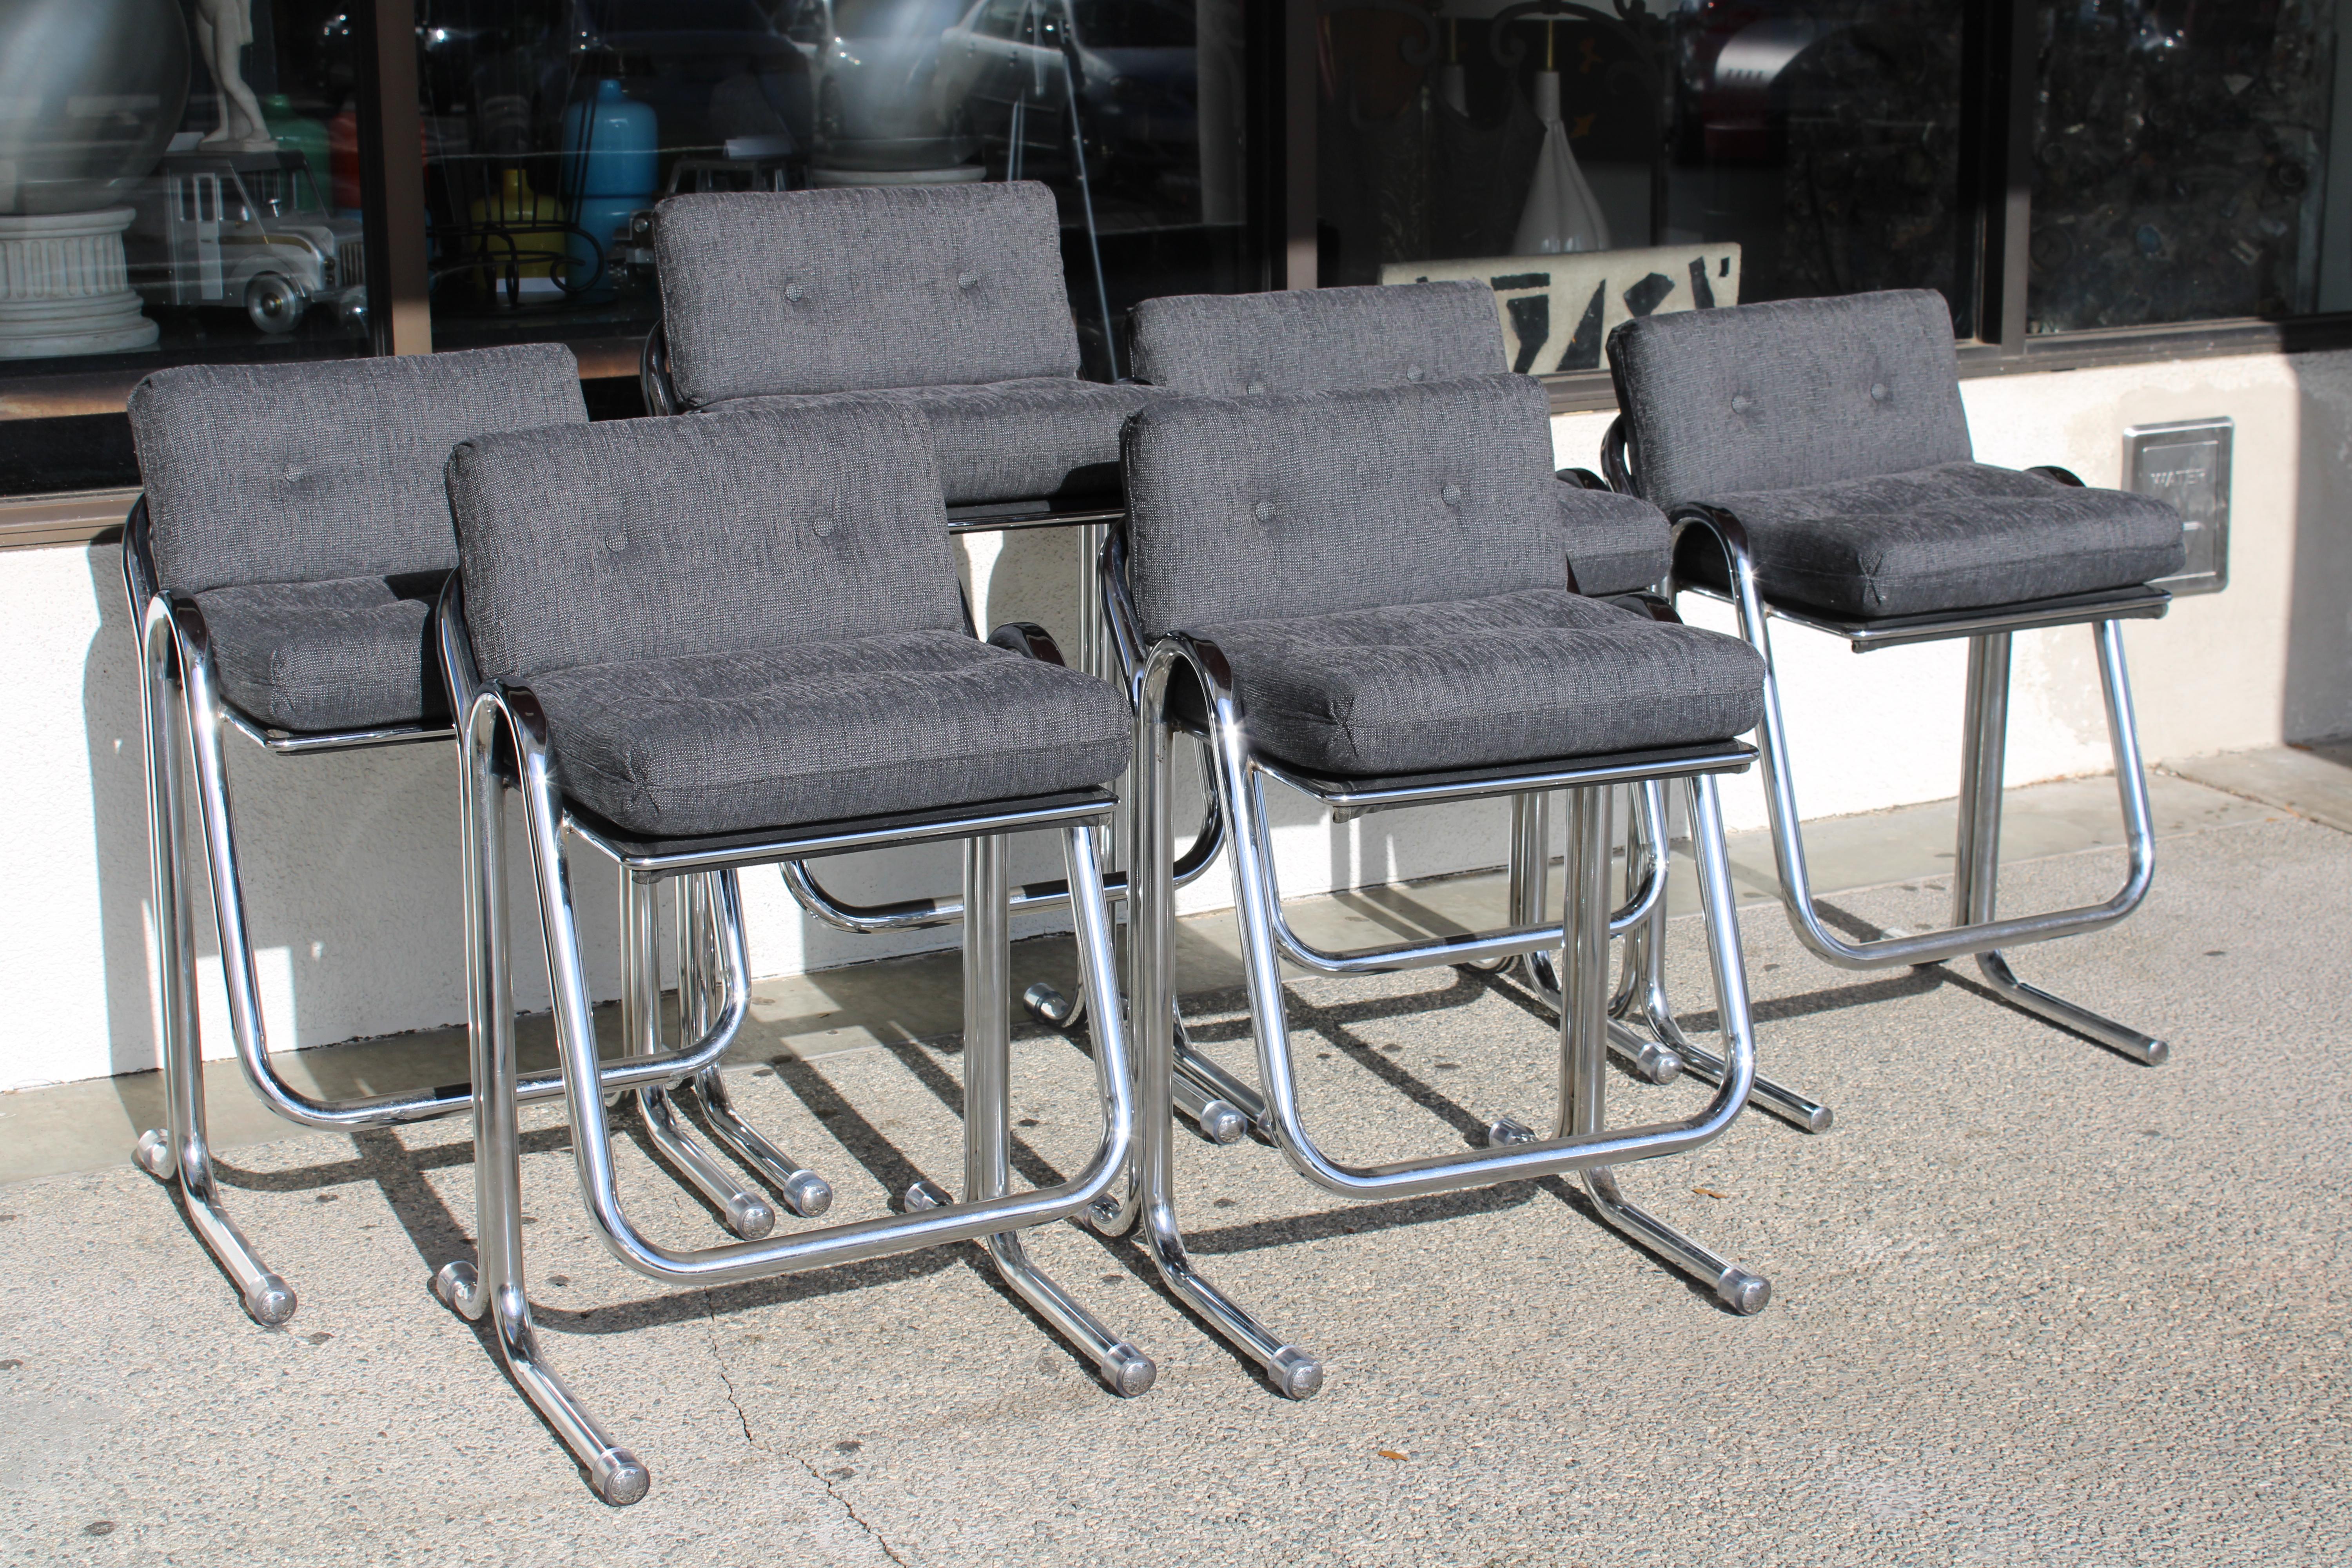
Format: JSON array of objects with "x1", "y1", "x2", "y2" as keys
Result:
[
  {"x1": 530, "y1": 630, "x2": 1131, "y2": 838},
  {"x1": 1123, "y1": 376, "x2": 1671, "y2": 633},
  {"x1": 653, "y1": 183, "x2": 1083, "y2": 405},
  {"x1": 193, "y1": 575, "x2": 448, "y2": 733},
  {"x1": 1200, "y1": 589, "x2": 1765, "y2": 778},
  {"x1": 709, "y1": 377, "x2": 1156, "y2": 505},
  {"x1": 1677, "y1": 462, "x2": 2187, "y2": 618},
  {"x1": 1130, "y1": 282, "x2": 1507, "y2": 396}
]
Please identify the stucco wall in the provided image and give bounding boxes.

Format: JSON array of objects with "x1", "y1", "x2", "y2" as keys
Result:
[{"x1": 2, "y1": 347, "x2": 2340, "y2": 1090}]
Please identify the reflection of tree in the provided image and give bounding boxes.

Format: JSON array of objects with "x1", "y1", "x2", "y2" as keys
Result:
[
  {"x1": 2029, "y1": 0, "x2": 2332, "y2": 332},
  {"x1": 1773, "y1": 13, "x2": 1960, "y2": 307}
]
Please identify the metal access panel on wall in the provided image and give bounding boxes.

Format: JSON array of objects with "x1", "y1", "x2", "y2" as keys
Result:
[{"x1": 2125, "y1": 417, "x2": 2232, "y2": 596}]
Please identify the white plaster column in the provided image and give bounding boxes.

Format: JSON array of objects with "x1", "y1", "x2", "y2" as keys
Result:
[{"x1": 0, "y1": 207, "x2": 159, "y2": 358}]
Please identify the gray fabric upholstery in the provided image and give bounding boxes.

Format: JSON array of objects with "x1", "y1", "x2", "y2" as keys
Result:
[
  {"x1": 1556, "y1": 483, "x2": 1670, "y2": 596},
  {"x1": 711, "y1": 376, "x2": 1155, "y2": 505},
  {"x1": 129, "y1": 344, "x2": 586, "y2": 595},
  {"x1": 530, "y1": 630, "x2": 1130, "y2": 838},
  {"x1": 193, "y1": 576, "x2": 445, "y2": 733},
  {"x1": 446, "y1": 399, "x2": 1128, "y2": 839},
  {"x1": 1608, "y1": 290, "x2": 1973, "y2": 508},
  {"x1": 1127, "y1": 285, "x2": 1663, "y2": 592},
  {"x1": 1125, "y1": 376, "x2": 1664, "y2": 633},
  {"x1": 1129, "y1": 282, "x2": 1508, "y2": 396},
  {"x1": 1200, "y1": 590, "x2": 1765, "y2": 777},
  {"x1": 653, "y1": 183, "x2": 1082, "y2": 406},
  {"x1": 447, "y1": 401, "x2": 966, "y2": 687},
  {"x1": 1676, "y1": 462, "x2": 2187, "y2": 619}
]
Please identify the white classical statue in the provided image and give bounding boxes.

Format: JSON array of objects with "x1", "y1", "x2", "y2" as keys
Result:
[{"x1": 193, "y1": 0, "x2": 274, "y2": 149}]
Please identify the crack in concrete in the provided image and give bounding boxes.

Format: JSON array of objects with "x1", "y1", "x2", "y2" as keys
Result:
[{"x1": 698, "y1": 1288, "x2": 908, "y2": 1566}]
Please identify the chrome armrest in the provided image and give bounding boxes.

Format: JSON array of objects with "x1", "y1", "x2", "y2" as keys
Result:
[
  {"x1": 640, "y1": 320, "x2": 681, "y2": 417},
  {"x1": 1599, "y1": 415, "x2": 1634, "y2": 494}
]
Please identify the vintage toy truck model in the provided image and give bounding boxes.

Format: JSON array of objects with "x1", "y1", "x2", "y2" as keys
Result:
[{"x1": 125, "y1": 149, "x2": 366, "y2": 335}]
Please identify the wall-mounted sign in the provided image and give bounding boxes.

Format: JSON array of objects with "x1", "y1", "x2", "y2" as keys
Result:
[
  {"x1": 2125, "y1": 417, "x2": 2232, "y2": 597},
  {"x1": 1381, "y1": 243, "x2": 1742, "y2": 376}
]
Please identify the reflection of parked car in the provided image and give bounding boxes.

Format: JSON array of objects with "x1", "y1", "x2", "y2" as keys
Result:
[
  {"x1": 783, "y1": 0, "x2": 975, "y2": 170},
  {"x1": 125, "y1": 151, "x2": 365, "y2": 334},
  {"x1": 932, "y1": 0, "x2": 1195, "y2": 179}
]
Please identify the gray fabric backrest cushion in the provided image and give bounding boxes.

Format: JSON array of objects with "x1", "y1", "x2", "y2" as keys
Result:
[
  {"x1": 1607, "y1": 289, "x2": 1972, "y2": 507},
  {"x1": 1123, "y1": 376, "x2": 1569, "y2": 633},
  {"x1": 1130, "y1": 282, "x2": 1508, "y2": 395},
  {"x1": 446, "y1": 401, "x2": 965, "y2": 686},
  {"x1": 653, "y1": 183, "x2": 1082, "y2": 405},
  {"x1": 129, "y1": 344, "x2": 587, "y2": 596}
]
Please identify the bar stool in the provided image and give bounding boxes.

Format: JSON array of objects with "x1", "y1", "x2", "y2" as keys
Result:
[
  {"x1": 1113, "y1": 371, "x2": 1780, "y2": 1396},
  {"x1": 1126, "y1": 280, "x2": 1828, "y2": 1133},
  {"x1": 121, "y1": 345, "x2": 630, "y2": 1326},
  {"x1": 637, "y1": 181, "x2": 1226, "y2": 1089},
  {"x1": 435, "y1": 397, "x2": 1149, "y2": 1503},
  {"x1": 1606, "y1": 289, "x2": 2186, "y2": 1063}
]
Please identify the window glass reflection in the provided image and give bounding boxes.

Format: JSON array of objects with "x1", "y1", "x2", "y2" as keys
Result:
[
  {"x1": 2030, "y1": 0, "x2": 2339, "y2": 332},
  {"x1": 1319, "y1": 0, "x2": 1968, "y2": 368},
  {"x1": 418, "y1": 0, "x2": 1250, "y2": 374},
  {"x1": 0, "y1": 0, "x2": 371, "y2": 376}
]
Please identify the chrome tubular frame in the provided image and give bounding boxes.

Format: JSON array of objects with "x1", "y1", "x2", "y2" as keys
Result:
[
  {"x1": 434, "y1": 599, "x2": 1152, "y2": 1504},
  {"x1": 126, "y1": 502, "x2": 820, "y2": 1325},
  {"x1": 1649, "y1": 448, "x2": 2171, "y2": 1065},
  {"x1": 1126, "y1": 631, "x2": 1773, "y2": 1397}
]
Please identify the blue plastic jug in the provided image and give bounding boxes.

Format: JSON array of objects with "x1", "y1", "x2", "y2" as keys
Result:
[{"x1": 562, "y1": 79, "x2": 657, "y2": 277}]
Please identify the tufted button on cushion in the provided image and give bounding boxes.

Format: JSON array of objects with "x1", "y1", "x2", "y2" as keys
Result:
[
  {"x1": 1731, "y1": 394, "x2": 1753, "y2": 413},
  {"x1": 1245, "y1": 380, "x2": 1266, "y2": 395},
  {"x1": 1869, "y1": 383, "x2": 1888, "y2": 402},
  {"x1": 958, "y1": 271, "x2": 980, "y2": 289},
  {"x1": 1442, "y1": 483, "x2": 1462, "y2": 505},
  {"x1": 784, "y1": 282, "x2": 805, "y2": 302},
  {"x1": 1254, "y1": 500, "x2": 1275, "y2": 522},
  {"x1": 608, "y1": 534, "x2": 628, "y2": 552},
  {"x1": 811, "y1": 516, "x2": 835, "y2": 538},
  {"x1": 1406, "y1": 365, "x2": 1425, "y2": 382}
]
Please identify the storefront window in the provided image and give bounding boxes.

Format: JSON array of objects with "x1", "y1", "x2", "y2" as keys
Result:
[
  {"x1": 414, "y1": 0, "x2": 1251, "y2": 375},
  {"x1": 2029, "y1": 0, "x2": 2339, "y2": 334},
  {"x1": 1319, "y1": 0, "x2": 1969, "y2": 371},
  {"x1": 0, "y1": 0, "x2": 375, "y2": 381}
]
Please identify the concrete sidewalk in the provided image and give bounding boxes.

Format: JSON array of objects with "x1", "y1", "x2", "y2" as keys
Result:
[{"x1": 0, "y1": 773, "x2": 2345, "y2": 1564}]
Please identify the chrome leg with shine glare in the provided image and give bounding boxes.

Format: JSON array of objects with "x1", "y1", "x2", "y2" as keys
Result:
[
  {"x1": 133, "y1": 596, "x2": 295, "y2": 1327},
  {"x1": 966, "y1": 833, "x2": 1156, "y2": 1397},
  {"x1": 435, "y1": 691, "x2": 647, "y2": 1506},
  {"x1": 672, "y1": 873, "x2": 834, "y2": 1218},
  {"x1": 1607, "y1": 787, "x2": 1835, "y2": 1136},
  {"x1": 1551, "y1": 782, "x2": 1770, "y2": 1314},
  {"x1": 620, "y1": 873, "x2": 774, "y2": 1239},
  {"x1": 1955, "y1": 629, "x2": 2169, "y2": 1063}
]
